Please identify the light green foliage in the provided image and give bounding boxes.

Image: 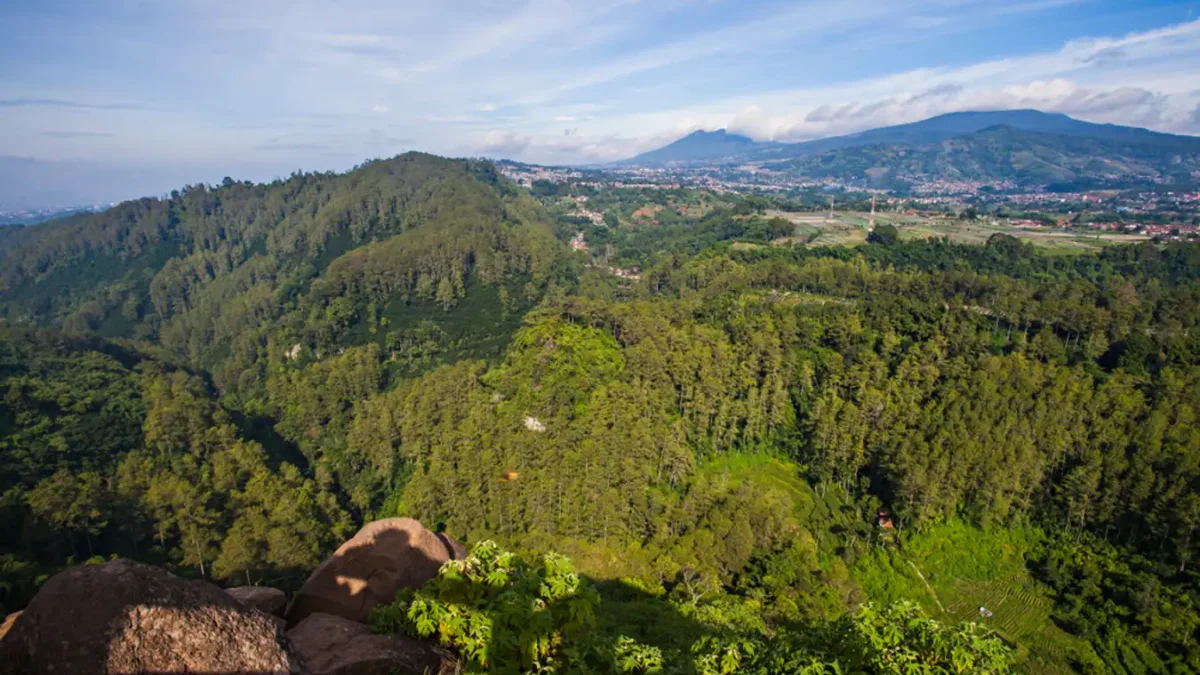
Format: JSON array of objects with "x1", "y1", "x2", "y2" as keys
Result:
[
  {"x1": 372, "y1": 543, "x2": 1011, "y2": 675},
  {"x1": 266, "y1": 344, "x2": 383, "y2": 462},
  {"x1": 683, "y1": 601, "x2": 1012, "y2": 675},
  {"x1": 853, "y1": 521, "x2": 1090, "y2": 675},
  {"x1": 845, "y1": 602, "x2": 1011, "y2": 674},
  {"x1": 371, "y1": 541, "x2": 604, "y2": 673},
  {"x1": 27, "y1": 470, "x2": 109, "y2": 556},
  {"x1": 109, "y1": 369, "x2": 351, "y2": 582},
  {"x1": 213, "y1": 463, "x2": 352, "y2": 582}
]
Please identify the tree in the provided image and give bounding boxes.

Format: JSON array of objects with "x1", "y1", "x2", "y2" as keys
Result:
[
  {"x1": 215, "y1": 464, "x2": 350, "y2": 583},
  {"x1": 27, "y1": 470, "x2": 109, "y2": 557},
  {"x1": 866, "y1": 224, "x2": 899, "y2": 246},
  {"x1": 372, "y1": 541, "x2": 601, "y2": 673}
]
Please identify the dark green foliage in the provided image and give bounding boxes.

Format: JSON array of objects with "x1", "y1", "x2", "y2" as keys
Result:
[
  {"x1": 866, "y1": 224, "x2": 898, "y2": 246},
  {"x1": 1032, "y1": 536, "x2": 1200, "y2": 674},
  {"x1": 0, "y1": 328, "x2": 145, "y2": 492},
  {"x1": 0, "y1": 153, "x2": 566, "y2": 394},
  {"x1": 6, "y1": 153, "x2": 1200, "y2": 673},
  {"x1": 571, "y1": 202, "x2": 791, "y2": 267}
]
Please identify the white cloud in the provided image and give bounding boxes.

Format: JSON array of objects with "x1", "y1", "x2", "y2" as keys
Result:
[
  {"x1": 459, "y1": 18, "x2": 1200, "y2": 163},
  {"x1": 4, "y1": 0, "x2": 1199, "y2": 172}
]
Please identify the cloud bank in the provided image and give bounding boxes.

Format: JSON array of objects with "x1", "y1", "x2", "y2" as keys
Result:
[{"x1": 0, "y1": 0, "x2": 1197, "y2": 196}]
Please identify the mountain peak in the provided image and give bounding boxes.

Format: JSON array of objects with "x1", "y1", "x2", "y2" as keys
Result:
[
  {"x1": 623, "y1": 129, "x2": 757, "y2": 166},
  {"x1": 621, "y1": 109, "x2": 1197, "y2": 167}
]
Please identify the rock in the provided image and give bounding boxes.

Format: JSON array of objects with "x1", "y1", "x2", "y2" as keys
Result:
[
  {"x1": 286, "y1": 518, "x2": 450, "y2": 626},
  {"x1": 436, "y1": 533, "x2": 468, "y2": 560},
  {"x1": 0, "y1": 611, "x2": 20, "y2": 642},
  {"x1": 0, "y1": 559, "x2": 297, "y2": 675},
  {"x1": 288, "y1": 612, "x2": 456, "y2": 675},
  {"x1": 227, "y1": 585, "x2": 288, "y2": 616}
]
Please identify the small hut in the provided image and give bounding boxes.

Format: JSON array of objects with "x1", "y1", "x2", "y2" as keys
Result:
[{"x1": 877, "y1": 509, "x2": 895, "y2": 530}]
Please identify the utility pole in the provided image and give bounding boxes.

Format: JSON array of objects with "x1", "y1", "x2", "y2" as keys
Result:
[
  {"x1": 869, "y1": 194, "x2": 876, "y2": 230},
  {"x1": 828, "y1": 196, "x2": 835, "y2": 219}
]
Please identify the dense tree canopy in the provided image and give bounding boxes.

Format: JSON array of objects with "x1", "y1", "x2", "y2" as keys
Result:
[{"x1": 2, "y1": 154, "x2": 1200, "y2": 673}]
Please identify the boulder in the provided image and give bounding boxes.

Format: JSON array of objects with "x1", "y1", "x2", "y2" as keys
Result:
[
  {"x1": 0, "y1": 611, "x2": 20, "y2": 642},
  {"x1": 437, "y1": 532, "x2": 468, "y2": 560},
  {"x1": 286, "y1": 518, "x2": 450, "y2": 626},
  {"x1": 0, "y1": 559, "x2": 297, "y2": 675},
  {"x1": 228, "y1": 585, "x2": 288, "y2": 616},
  {"x1": 288, "y1": 612, "x2": 456, "y2": 675}
]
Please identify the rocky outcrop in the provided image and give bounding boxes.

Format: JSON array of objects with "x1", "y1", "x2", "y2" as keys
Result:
[
  {"x1": 288, "y1": 612, "x2": 456, "y2": 675},
  {"x1": 437, "y1": 532, "x2": 468, "y2": 560},
  {"x1": 286, "y1": 518, "x2": 451, "y2": 627},
  {"x1": 228, "y1": 585, "x2": 288, "y2": 616},
  {"x1": 0, "y1": 611, "x2": 20, "y2": 642},
  {"x1": 0, "y1": 559, "x2": 297, "y2": 675}
]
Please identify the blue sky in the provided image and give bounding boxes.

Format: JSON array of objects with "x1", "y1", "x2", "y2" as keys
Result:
[{"x1": 2, "y1": 0, "x2": 1200, "y2": 206}]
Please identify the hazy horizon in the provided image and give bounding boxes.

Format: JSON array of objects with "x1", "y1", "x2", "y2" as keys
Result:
[{"x1": 4, "y1": 0, "x2": 1200, "y2": 209}]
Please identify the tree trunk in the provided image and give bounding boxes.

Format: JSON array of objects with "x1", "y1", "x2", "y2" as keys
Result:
[{"x1": 194, "y1": 537, "x2": 206, "y2": 578}]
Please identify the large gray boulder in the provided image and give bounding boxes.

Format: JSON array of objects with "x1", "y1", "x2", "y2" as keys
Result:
[
  {"x1": 285, "y1": 518, "x2": 451, "y2": 626},
  {"x1": 0, "y1": 559, "x2": 297, "y2": 675},
  {"x1": 289, "y1": 612, "x2": 456, "y2": 675}
]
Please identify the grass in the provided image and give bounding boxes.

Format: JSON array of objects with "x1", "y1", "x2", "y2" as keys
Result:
[
  {"x1": 697, "y1": 454, "x2": 870, "y2": 565},
  {"x1": 853, "y1": 520, "x2": 1090, "y2": 674}
]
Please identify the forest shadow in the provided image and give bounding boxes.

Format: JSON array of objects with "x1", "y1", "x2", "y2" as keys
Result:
[
  {"x1": 587, "y1": 577, "x2": 718, "y2": 671},
  {"x1": 226, "y1": 408, "x2": 310, "y2": 474}
]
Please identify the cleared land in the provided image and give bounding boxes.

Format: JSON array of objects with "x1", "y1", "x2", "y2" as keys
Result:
[{"x1": 766, "y1": 209, "x2": 1149, "y2": 253}]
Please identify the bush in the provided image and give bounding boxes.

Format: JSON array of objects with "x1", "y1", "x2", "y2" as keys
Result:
[
  {"x1": 371, "y1": 541, "x2": 660, "y2": 673},
  {"x1": 372, "y1": 543, "x2": 1013, "y2": 675}
]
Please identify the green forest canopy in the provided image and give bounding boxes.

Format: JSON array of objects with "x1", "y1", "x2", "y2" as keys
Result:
[{"x1": 2, "y1": 153, "x2": 1200, "y2": 673}]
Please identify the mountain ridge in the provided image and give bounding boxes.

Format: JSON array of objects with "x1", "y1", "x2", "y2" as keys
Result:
[
  {"x1": 624, "y1": 128, "x2": 760, "y2": 166},
  {"x1": 621, "y1": 109, "x2": 1200, "y2": 171}
]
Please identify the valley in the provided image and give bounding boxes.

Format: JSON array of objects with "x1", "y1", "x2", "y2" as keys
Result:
[{"x1": 1, "y1": 123, "x2": 1200, "y2": 675}]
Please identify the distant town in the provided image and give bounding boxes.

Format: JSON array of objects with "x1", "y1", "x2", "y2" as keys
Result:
[
  {"x1": 0, "y1": 204, "x2": 112, "y2": 226},
  {"x1": 498, "y1": 160, "x2": 1200, "y2": 241}
]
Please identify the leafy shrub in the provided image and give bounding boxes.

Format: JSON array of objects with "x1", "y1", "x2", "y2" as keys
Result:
[
  {"x1": 372, "y1": 543, "x2": 1012, "y2": 675},
  {"x1": 371, "y1": 540, "x2": 661, "y2": 674}
]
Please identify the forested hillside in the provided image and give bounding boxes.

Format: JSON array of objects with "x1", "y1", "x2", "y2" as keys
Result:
[
  {"x1": 779, "y1": 125, "x2": 1200, "y2": 187},
  {"x1": 621, "y1": 111, "x2": 1200, "y2": 188},
  {"x1": 3, "y1": 155, "x2": 1200, "y2": 674}
]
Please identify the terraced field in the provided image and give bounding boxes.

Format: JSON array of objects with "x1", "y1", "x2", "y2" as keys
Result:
[
  {"x1": 941, "y1": 573, "x2": 1075, "y2": 669},
  {"x1": 855, "y1": 521, "x2": 1094, "y2": 674}
]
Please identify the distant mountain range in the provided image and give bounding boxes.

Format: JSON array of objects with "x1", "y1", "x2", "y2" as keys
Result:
[
  {"x1": 625, "y1": 129, "x2": 759, "y2": 165},
  {"x1": 621, "y1": 110, "x2": 1200, "y2": 187}
]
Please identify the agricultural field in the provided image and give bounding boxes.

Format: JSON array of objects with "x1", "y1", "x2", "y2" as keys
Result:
[
  {"x1": 854, "y1": 521, "x2": 1096, "y2": 674},
  {"x1": 765, "y1": 209, "x2": 1149, "y2": 253}
]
